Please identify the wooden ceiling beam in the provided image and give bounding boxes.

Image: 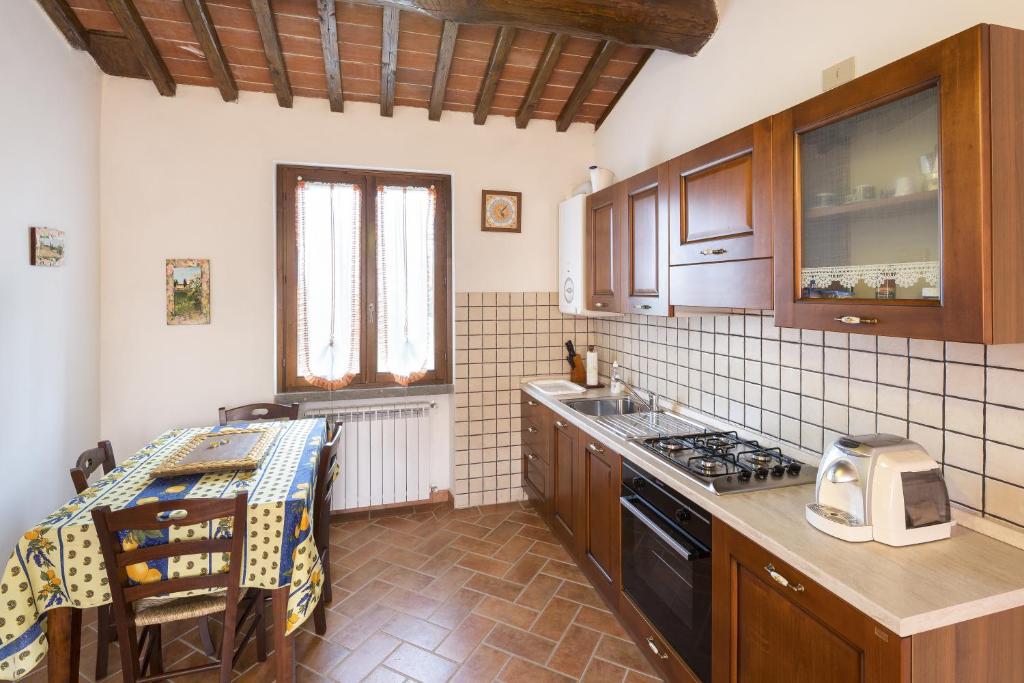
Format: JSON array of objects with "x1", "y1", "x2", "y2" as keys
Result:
[
  {"x1": 380, "y1": 7, "x2": 399, "y2": 116},
  {"x1": 105, "y1": 0, "x2": 175, "y2": 96},
  {"x1": 595, "y1": 48, "x2": 652, "y2": 130},
  {"x1": 354, "y1": 0, "x2": 717, "y2": 56},
  {"x1": 317, "y1": 0, "x2": 344, "y2": 112},
  {"x1": 556, "y1": 39, "x2": 617, "y2": 132},
  {"x1": 250, "y1": 0, "x2": 292, "y2": 108},
  {"x1": 428, "y1": 21, "x2": 458, "y2": 121},
  {"x1": 182, "y1": 0, "x2": 237, "y2": 102},
  {"x1": 515, "y1": 32, "x2": 566, "y2": 129},
  {"x1": 474, "y1": 26, "x2": 516, "y2": 125},
  {"x1": 37, "y1": 0, "x2": 89, "y2": 50}
]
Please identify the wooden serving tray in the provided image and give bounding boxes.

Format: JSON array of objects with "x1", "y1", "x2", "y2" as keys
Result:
[{"x1": 151, "y1": 425, "x2": 279, "y2": 478}]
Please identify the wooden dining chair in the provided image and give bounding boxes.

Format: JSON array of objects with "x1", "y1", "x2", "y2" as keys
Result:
[
  {"x1": 91, "y1": 493, "x2": 267, "y2": 683},
  {"x1": 312, "y1": 425, "x2": 342, "y2": 635},
  {"x1": 218, "y1": 402, "x2": 300, "y2": 425}
]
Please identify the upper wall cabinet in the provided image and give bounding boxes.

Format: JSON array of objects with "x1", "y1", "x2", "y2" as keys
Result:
[
  {"x1": 622, "y1": 164, "x2": 672, "y2": 315},
  {"x1": 668, "y1": 119, "x2": 774, "y2": 310},
  {"x1": 773, "y1": 24, "x2": 1024, "y2": 343},
  {"x1": 586, "y1": 183, "x2": 622, "y2": 313}
]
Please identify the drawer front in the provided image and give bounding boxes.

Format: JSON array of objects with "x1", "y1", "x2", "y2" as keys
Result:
[
  {"x1": 669, "y1": 258, "x2": 773, "y2": 310},
  {"x1": 524, "y1": 448, "x2": 547, "y2": 496},
  {"x1": 522, "y1": 417, "x2": 548, "y2": 451}
]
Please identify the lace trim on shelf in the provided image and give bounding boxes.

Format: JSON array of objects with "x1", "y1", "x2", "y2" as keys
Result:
[{"x1": 801, "y1": 261, "x2": 940, "y2": 290}]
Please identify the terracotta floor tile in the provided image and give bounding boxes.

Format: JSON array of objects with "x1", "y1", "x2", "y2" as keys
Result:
[
  {"x1": 374, "y1": 545, "x2": 432, "y2": 571},
  {"x1": 445, "y1": 519, "x2": 493, "y2": 539},
  {"x1": 483, "y1": 521, "x2": 524, "y2": 545},
  {"x1": 476, "y1": 512, "x2": 513, "y2": 529},
  {"x1": 498, "y1": 656, "x2": 576, "y2": 683},
  {"x1": 450, "y1": 534, "x2": 504, "y2": 557},
  {"x1": 414, "y1": 529, "x2": 459, "y2": 557},
  {"x1": 531, "y1": 597, "x2": 580, "y2": 641},
  {"x1": 484, "y1": 624, "x2": 557, "y2": 664},
  {"x1": 491, "y1": 535, "x2": 534, "y2": 563},
  {"x1": 555, "y1": 582, "x2": 606, "y2": 610},
  {"x1": 378, "y1": 564, "x2": 435, "y2": 591},
  {"x1": 428, "y1": 587, "x2": 484, "y2": 630},
  {"x1": 624, "y1": 670, "x2": 662, "y2": 683},
  {"x1": 381, "y1": 612, "x2": 451, "y2": 650},
  {"x1": 594, "y1": 636, "x2": 656, "y2": 675},
  {"x1": 516, "y1": 573, "x2": 563, "y2": 611},
  {"x1": 464, "y1": 573, "x2": 524, "y2": 602},
  {"x1": 547, "y1": 625, "x2": 602, "y2": 678},
  {"x1": 361, "y1": 665, "x2": 407, "y2": 683},
  {"x1": 330, "y1": 605, "x2": 398, "y2": 650},
  {"x1": 529, "y1": 540, "x2": 574, "y2": 562},
  {"x1": 435, "y1": 613, "x2": 497, "y2": 663},
  {"x1": 506, "y1": 511, "x2": 547, "y2": 528},
  {"x1": 373, "y1": 516, "x2": 425, "y2": 534},
  {"x1": 383, "y1": 642, "x2": 459, "y2": 683},
  {"x1": 516, "y1": 524, "x2": 559, "y2": 544},
  {"x1": 292, "y1": 631, "x2": 352, "y2": 673},
  {"x1": 504, "y1": 552, "x2": 547, "y2": 585},
  {"x1": 456, "y1": 551, "x2": 514, "y2": 578},
  {"x1": 473, "y1": 596, "x2": 539, "y2": 630},
  {"x1": 418, "y1": 546, "x2": 466, "y2": 577},
  {"x1": 582, "y1": 657, "x2": 628, "y2": 682},
  {"x1": 449, "y1": 645, "x2": 509, "y2": 683},
  {"x1": 327, "y1": 631, "x2": 402, "y2": 682},
  {"x1": 574, "y1": 606, "x2": 629, "y2": 640},
  {"x1": 335, "y1": 579, "x2": 395, "y2": 617},
  {"x1": 420, "y1": 565, "x2": 474, "y2": 602},
  {"x1": 379, "y1": 585, "x2": 442, "y2": 619},
  {"x1": 541, "y1": 559, "x2": 590, "y2": 585}
]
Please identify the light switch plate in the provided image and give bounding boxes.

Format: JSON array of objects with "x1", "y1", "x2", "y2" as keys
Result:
[{"x1": 822, "y1": 57, "x2": 856, "y2": 91}]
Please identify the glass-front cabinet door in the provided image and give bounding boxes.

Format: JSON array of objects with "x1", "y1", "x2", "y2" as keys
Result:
[{"x1": 773, "y1": 28, "x2": 988, "y2": 342}]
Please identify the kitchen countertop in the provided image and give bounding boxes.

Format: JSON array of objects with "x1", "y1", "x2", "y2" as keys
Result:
[{"x1": 522, "y1": 380, "x2": 1024, "y2": 638}]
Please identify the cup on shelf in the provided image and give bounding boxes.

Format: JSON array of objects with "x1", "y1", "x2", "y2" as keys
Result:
[
  {"x1": 851, "y1": 184, "x2": 876, "y2": 202},
  {"x1": 813, "y1": 192, "x2": 838, "y2": 208},
  {"x1": 894, "y1": 176, "x2": 915, "y2": 197}
]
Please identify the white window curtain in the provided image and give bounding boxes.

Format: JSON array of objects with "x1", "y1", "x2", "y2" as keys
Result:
[
  {"x1": 376, "y1": 185, "x2": 436, "y2": 386},
  {"x1": 296, "y1": 180, "x2": 362, "y2": 390}
]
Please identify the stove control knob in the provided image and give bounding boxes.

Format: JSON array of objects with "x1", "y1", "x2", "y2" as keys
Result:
[
  {"x1": 738, "y1": 470, "x2": 752, "y2": 482},
  {"x1": 771, "y1": 465, "x2": 786, "y2": 478},
  {"x1": 787, "y1": 463, "x2": 802, "y2": 476},
  {"x1": 632, "y1": 477, "x2": 647, "y2": 491},
  {"x1": 674, "y1": 508, "x2": 692, "y2": 523},
  {"x1": 755, "y1": 467, "x2": 769, "y2": 480}
]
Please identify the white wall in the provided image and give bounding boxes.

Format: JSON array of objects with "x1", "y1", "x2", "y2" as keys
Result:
[
  {"x1": 99, "y1": 79, "x2": 593, "y2": 462},
  {"x1": 596, "y1": 0, "x2": 1024, "y2": 178},
  {"x1": 0, "y1": 5, "x2": 101, "y2": 547}
]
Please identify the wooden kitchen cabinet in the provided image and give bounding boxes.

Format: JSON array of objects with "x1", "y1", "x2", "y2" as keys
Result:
[
  {"x1": 622, "y1": 164, "x2": 672, "y2": 315},
  {"x1": 550, "y1": 416, "x2": 582, "y2": 553},
  {"x1": 585, "y1": 183, "x2": 623, "y2": 313},
  {"x1": 712, "y1": 520, "x2": 905, "y2": 683},
  {"x1": 520, "y1": 393, "x2": 551, "y2": 512},
  {"x1": 773, "y1": 24, "x2": 1024, "y2": 343},
  {"x1": 668, "y1": 119, "x2": 774, "y2": 310},
  {"x1": 579, "y1": 436, "x2": 621, "y2": 602}
]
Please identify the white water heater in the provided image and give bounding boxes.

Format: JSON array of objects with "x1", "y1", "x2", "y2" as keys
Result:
[{"x1": 558, "y1": 195, "x2": 619, "y2": 317}]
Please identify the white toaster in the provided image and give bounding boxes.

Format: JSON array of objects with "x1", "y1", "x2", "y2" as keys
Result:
[{"x1": 805, "y1": 434, "x2": 953, "y2": 546}]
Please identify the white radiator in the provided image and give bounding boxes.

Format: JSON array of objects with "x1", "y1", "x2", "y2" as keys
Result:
[{"x1": 304, "y1": 401, "x2": 435, "y2": 510}]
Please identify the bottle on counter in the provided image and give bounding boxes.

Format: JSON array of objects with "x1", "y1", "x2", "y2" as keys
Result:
[{"x1": 610, "y1": 361, "x2": 624, "y2": 394}]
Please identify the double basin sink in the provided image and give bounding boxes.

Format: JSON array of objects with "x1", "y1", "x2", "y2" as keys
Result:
[{"x1": 561, "y1": 395, "x2": 704, "y2": 439}]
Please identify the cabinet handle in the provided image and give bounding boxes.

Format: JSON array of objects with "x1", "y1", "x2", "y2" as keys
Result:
[
  {"x1": 646, "y1": 637, "x2": 669, "y2": 660},
  {"x1": 527, "y1": 426, "x2": 538, "y2": 434},
  {"x1": 765, "y1": 563, "x2": 805, "y2": 592},
  {"x1": 594, "y1": 302, "x2": 607, "y2": 308},
  {"x1": 588, "y1": 443, "x2": 605, "y2": 453},
  {"x1": 526, "y1": 399, "x2": 538, "y2": 406},
  {"x1": 699, "y1": 247, "x2": 727, "y2": 256},
  {"x1": 834, "y1": 315, "x2": 879, "y2": 325},
  {"x1": 554, "y1": 420, "x2": 568, "y2": 429},
  {"x1": 633, "y1": 304, "x2": 652, "y2": 310},
  {"x1": 526, "y1": 452, "x2": 537, "y2": 461}
]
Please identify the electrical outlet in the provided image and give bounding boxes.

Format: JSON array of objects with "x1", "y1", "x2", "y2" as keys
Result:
[{"x1": 822, "y1": 57, "x2": 856, "y2": 91}]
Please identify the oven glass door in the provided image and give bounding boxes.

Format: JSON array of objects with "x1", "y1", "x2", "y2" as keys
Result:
[{"x1": 621, "y1": 494, "x2": 712, "y2": 682}]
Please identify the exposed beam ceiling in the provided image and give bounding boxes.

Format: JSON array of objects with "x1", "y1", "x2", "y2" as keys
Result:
[
  {"x1": 515, "y1": 33, "x2": 566, "y2": 129},
  {"x1": 36, "y1": 0, "x2": 89, "y2": 51},
  {"x1": 595, "y1": 49, "x2": 653, "y2": 130},
  {"x1": 380, "y1": 6, "x2": 399, "y2": 117},
  {"x1": 181, "y1": 0, "x2": 237, "y2": 102},
  {"x1": 104, "y1": 0, "x2": 175, "y2": 96},
  {"x1": 557, "y1": 39, "x2": 617, "y2": 132},
  {"x1": 249, "y1": 0, "x2": 293, "y2": 108},
  {"x1": 359, "y1": 0, "x2": 718, "y2": 55},
  {"x1": 427, "y1": 20, "x2": 459, "y2": 121},
  {"x1": 317, "y1": 0, "x2": 344, "y2": 112},
  {"x1": 473, "y1": 26, "x2": 516, "y2": 125}
]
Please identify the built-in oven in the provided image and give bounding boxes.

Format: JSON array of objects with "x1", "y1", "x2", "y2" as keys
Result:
[{"x1": 621, "y1": 460, "x2": 712, "y2": 682}]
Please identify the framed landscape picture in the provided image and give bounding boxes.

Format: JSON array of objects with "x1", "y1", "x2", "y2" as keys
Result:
[
  {"x1": 481, "y1": 190, "x2": 522, "y2": 233},
  {"x1": 166, "y1": 258, "x2": 210, "y2": 325},
  {"x1": 30, "y1": 227, "x2": 65, "y2": 266}
]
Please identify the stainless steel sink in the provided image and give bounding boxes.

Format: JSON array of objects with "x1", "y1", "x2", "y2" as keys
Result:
[{"x1": 563, "y1": 397, "x2": 644, "y2": 416}]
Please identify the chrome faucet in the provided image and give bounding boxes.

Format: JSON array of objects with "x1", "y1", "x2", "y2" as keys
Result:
[{"x1": 623, "y1": 381, "x2": 659, "y2": 416}]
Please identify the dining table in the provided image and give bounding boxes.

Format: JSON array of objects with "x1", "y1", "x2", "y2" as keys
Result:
[{"x1": 0, "y1": 417, "x2": 328, "y2": 682}]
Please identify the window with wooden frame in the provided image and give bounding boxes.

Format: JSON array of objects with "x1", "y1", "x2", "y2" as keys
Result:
[{"x1": 277, "y1": 165, "x2": 452, "y2": 393}]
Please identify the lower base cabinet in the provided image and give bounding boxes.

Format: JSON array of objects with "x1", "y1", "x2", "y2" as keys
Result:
[{"x1": 580, "y1": 438, "x2": 620, "y2": 602}]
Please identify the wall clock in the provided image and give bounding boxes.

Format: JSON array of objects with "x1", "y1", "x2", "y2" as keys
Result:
[{"x1": 481, "y1": 190, "x2": 522, "y2": 233}]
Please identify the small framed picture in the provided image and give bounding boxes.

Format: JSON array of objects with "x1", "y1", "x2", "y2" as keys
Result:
[
  {"x1": 30, "y1": 227, "x2": 65, "y2": 266},
  {"x1": 481, "y1": 190, "x2": 522, "y2": 233},
  {"x1": 166, "y1": 258, "x2": 211, "y2": 325}
]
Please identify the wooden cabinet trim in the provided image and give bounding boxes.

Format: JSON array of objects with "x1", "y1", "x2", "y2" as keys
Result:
[
  {"x1": 622, "y1": 164, "x2": 672, "y2": 315},
  {"x1": 586, "y1": 184, "x2": 622, "y2": 312}
]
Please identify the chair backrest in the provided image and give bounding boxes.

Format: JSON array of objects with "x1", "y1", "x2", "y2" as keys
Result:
[
  {"x1": 70, "y1": 441, "x2": 116, "y2": 494},
  {"x1": 314, "y1": 426, "x2": 342, "y2": 547},
  {"x1": 218, "y1": 402, "x2": 300, "y2": 426}
]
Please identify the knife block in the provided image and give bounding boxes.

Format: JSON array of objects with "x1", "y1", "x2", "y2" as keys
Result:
[{"x1": 570, "y1": 361, "x2": 587, "y2": 385}]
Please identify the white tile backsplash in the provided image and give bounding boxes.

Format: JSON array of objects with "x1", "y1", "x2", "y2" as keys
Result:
[{"x1": 592, "y1": 309, "x2": 1024, "y2": 531}]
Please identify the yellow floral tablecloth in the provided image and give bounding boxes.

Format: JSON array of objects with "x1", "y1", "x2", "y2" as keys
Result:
[{"x1": 0, "y1": 418, "x2": 327, "y2": 681}]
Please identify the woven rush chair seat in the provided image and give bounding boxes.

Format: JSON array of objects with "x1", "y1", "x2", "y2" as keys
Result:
[{"x1": 133, "y1": 591, "x2": 229, "y2": 627}]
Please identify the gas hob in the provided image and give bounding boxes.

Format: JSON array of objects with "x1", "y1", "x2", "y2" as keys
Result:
[{"x1": 632, "y1": 431, "x2": 818, "y2": 494}]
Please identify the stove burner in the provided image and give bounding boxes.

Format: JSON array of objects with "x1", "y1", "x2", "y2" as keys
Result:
[
  {"x1": 692, "y1": 457, "x2": 721, "y2": 475},
  {"x1": 748, "y1": 451, "x2": 774, "y2": 465},
  {"x1": 658, "y1": 442, "x2": 685, "y2": 453}
]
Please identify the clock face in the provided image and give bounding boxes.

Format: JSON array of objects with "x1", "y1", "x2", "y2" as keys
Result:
[{"x1": 482, "y1": 191, "x2": 520, "y2": 232}]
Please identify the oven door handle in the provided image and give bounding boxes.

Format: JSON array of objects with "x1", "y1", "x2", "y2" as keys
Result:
[{"x1": 620, "y1": 496, "x2": 702, "y2": 561}]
